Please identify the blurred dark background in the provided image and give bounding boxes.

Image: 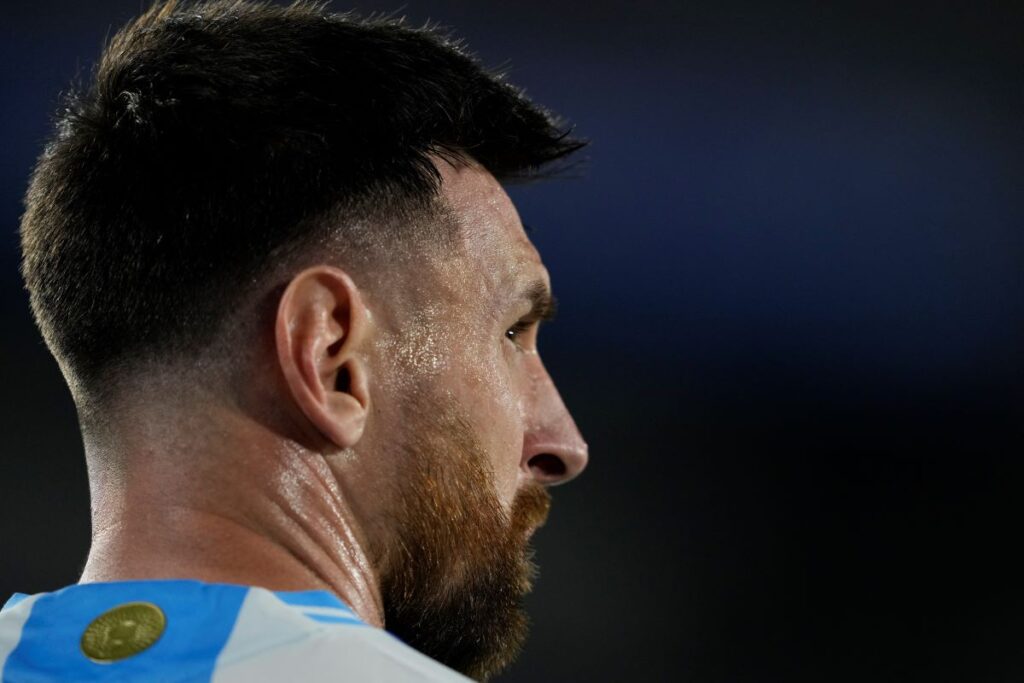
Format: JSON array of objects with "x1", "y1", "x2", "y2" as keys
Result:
[{"x1": 2, "y1": 1, "x2": 1022, "y2": 681}]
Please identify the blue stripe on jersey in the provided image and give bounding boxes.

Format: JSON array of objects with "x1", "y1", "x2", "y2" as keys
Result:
[
  {"x1": 303, "y1": 614, "x2": 363, "y2": 625},
  {"x1": 272, "y1": 590, "x2": 353, "y2": 612},
  {"x1": 2, "y1": 580, "x2": 247, "y2": 683}
]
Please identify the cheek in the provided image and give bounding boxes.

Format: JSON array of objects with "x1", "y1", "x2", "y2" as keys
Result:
[
  {"x1": 456, "y1": 345, "x2": 525, "y2": 499},
  {"x1": 370, "y1": 304, "x2": 453, "y2": 389}
]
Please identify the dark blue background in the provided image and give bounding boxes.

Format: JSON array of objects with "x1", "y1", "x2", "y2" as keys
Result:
[{"x1": 2, "y1": 1, "x2": 1022, "y2": 680}]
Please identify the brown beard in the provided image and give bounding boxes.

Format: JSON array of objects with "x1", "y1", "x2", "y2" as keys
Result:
[{"x1": 372, "y1": 393, "x2": 551, "y2": 681}]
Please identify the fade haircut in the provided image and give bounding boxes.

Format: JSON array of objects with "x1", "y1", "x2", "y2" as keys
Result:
[{"x1": 20, "y1": 0, "x2": 584, "y2": 396}]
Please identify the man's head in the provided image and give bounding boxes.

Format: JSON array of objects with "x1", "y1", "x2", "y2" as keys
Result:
[{"x1": 20, "y1": 0, "x2": 587, "y2": 679}]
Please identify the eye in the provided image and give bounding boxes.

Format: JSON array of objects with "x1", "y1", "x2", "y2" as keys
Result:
[{"x1": 504, "y1": 320, "x2": 533, "y2": 347}]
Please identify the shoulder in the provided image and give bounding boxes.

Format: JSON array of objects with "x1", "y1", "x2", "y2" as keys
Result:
[
  {"x1": 0, "y1": 581, "x2": 470, "y2": 683},
  {"x1": 214, "y1": 584, "x2": 471, "y2": 682},
  {"x1": 214, "y1": 622, "x2": 469, "y2": 682}
]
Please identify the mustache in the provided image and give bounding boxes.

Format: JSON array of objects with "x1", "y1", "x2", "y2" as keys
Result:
[{"x1": 510, "y1": 482, "x2": 552, "y2": 537}]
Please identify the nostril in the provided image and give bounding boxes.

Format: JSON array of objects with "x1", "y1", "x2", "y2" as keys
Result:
[{"x1": 527, "y1": 453, "x2": 567, "y2": 481}]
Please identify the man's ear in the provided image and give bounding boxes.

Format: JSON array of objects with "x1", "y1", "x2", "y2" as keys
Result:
[{"x1": 275, "y1": 266, "x2": 371, "y2": 451}]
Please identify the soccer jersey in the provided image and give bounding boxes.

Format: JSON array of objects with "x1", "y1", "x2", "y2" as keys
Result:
[{"x1": 0, "y1": 579, "x2": 470, "y2": 682}]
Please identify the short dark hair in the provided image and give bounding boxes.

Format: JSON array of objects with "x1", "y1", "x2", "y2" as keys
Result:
[{"x1": 20, "y1": 0, "x2": 584, "y2": 392}]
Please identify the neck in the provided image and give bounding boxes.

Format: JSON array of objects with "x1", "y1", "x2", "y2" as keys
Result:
[{"x1": 78, "y1": 404, "x2": 385, "y2": 627}]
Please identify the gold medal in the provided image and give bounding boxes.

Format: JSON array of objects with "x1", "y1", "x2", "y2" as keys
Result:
[{"x1": 80, "y1": 601, "x2": 166, "y2": 663}]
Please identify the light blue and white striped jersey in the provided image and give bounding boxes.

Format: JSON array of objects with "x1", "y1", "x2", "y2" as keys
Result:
[{"x1": 0, "y1": 580, "x2": 471, "y2": 682}]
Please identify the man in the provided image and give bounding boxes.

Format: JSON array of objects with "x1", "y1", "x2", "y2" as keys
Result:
[{"x1": 0, "y1": 0, "x2": 588, "y2": 681}]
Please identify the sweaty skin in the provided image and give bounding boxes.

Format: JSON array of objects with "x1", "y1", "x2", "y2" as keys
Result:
[{"x1": 78, "y1": 158, "x2": 588, "y2": 637}]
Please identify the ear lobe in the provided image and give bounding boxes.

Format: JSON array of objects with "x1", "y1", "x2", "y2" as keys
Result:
[
  {"x1": 275, "y1": 266, "x2": 371, "y2": 451},
  {"x1": 320, "y1": 357, "x2": 370, "y2": 446}
]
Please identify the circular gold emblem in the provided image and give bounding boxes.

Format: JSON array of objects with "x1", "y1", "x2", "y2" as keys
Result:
[{"x1": 80, "y1": 601, "x2": 166, "y2": 663}]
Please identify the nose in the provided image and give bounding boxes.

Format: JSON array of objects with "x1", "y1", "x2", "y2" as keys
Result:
[{"x1": 521, "y1": 359, "x2": 589, "y2": 486}]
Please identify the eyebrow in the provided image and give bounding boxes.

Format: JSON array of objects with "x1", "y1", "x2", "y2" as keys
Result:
[{"x1": 519, "y1": 279, "x2": 558, "y2": 323}]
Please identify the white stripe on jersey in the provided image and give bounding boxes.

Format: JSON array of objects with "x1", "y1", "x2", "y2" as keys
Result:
[
  {"x1": 213, "y1": 628, "x2": 470, "y2": 683},
  {"x1": 0, "y1": 595, "x2": 41, "y2": 676},
  {"x1": 212, "y1": 586, "x2": 470, "y2": 682}
]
